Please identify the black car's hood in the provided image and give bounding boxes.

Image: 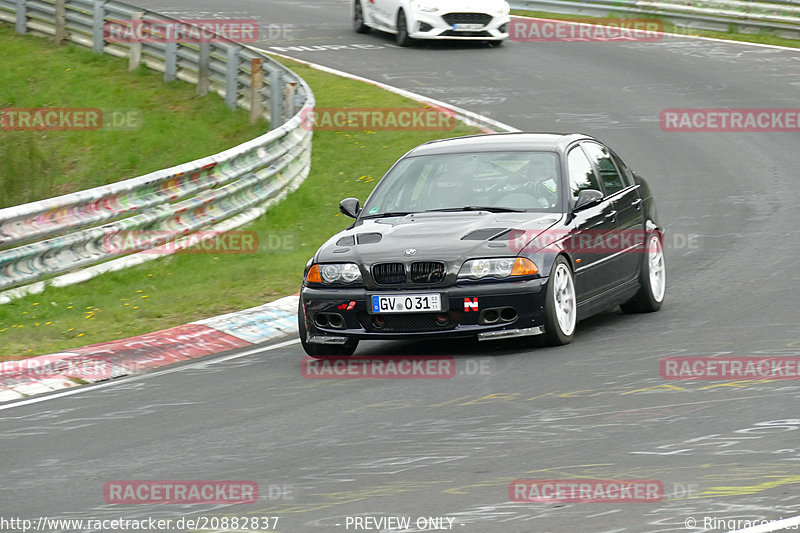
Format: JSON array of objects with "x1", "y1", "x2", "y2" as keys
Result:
[{"x1": 316, "y1": 211, "x2": 563, "y2": 265}]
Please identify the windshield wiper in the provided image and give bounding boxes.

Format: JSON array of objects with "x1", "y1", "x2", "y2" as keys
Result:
[
  {"x1": 425, "y1": 206, "x2": 527, "y2": 213},
  {"x1": 361, "y1": 211, "x2": 417, "y2": 219}
]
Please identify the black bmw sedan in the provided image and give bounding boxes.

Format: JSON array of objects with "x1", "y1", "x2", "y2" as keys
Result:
[{"x1": 299, "y1": 133, "x2": 665, "y2": 357}]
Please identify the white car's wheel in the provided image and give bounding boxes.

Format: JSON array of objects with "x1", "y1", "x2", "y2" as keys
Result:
[
  {"x1": 396, "y1": 10, "x2": 412, "y2": 46},
  {"x1": 353, "y1": 1, "x2": 369, "y2": 34}
]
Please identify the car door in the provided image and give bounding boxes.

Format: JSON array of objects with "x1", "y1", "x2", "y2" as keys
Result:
[
  {"x1": 581, "y1": 142, "x2": 644, "y2": 285},
  {"x1": 370, "y1": 0, "x2": 399, "y2": 30},
  {"x1": 565, "y1": 144, "x2": 619, "y2": 302}
]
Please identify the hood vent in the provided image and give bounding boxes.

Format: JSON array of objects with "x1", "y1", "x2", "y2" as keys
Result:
[
  {"x1": 461, "y1": 228, "x2": 508, "y2": 241},
  {"x1": 357, "y1": 232, "x2": 383, "y2": 244}
]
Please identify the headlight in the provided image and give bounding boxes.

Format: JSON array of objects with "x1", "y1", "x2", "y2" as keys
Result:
[
  {"x1": 458, "y1": 257, "x2": 538, "y2": 280},
  {"x1": 491, "y1": 0, "x2": 511, "y2": 15},
  {"x1": 306, "y1": 263, "x2": 363, "y2": 284},
  {"x1": 411, "y1": 0, "x2": 439, "y2": 12}
]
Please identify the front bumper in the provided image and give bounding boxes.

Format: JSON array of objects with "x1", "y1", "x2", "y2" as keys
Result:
[
  {"x1": 409, "y1": 12, "x2": 510, "y2": 41},
  {"x1": 300, "y1": 278, "x2": 547, "y2": 343}
]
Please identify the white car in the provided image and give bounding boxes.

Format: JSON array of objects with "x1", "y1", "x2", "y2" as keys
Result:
[{"x1": 353, "y1": 0, "x2": 511, "y2": 46}]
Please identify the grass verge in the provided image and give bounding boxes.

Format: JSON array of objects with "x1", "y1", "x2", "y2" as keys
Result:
[
  {"x1": 0, "y1": 30, "x2": 479, "y2": 357},
  {"x1": 0, "y1": 23, "x2": 270, "y2": 208},
  {"x1": 512, "y1": 9, "x2": 800, "y2": 49}
]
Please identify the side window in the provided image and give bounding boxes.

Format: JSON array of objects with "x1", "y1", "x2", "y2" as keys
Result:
[
  {"x1": 567, "y1": 146, "x2": 601, "y2": 203},
  {"x1": 582, "y1": 142, "x2": 625, "y2": 195},
  {"x1": 610, "y1": 152, "x2": 634, "y2": 188}
]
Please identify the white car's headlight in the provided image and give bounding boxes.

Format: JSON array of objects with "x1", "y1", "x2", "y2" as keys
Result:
[
  {"x1": 411, "y1": 0, "x2": 439, "y2": 13},
  {"x1": 495, "y1": 1, "x2": 511, "y2": 15},
  {"x1": 458, "y1": 257, "x2": 538, "y2": 280}
]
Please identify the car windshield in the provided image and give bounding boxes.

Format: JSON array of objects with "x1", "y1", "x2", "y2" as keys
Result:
[{"x1": 361, "y1": 151, "x2": 562, "y2": 217}]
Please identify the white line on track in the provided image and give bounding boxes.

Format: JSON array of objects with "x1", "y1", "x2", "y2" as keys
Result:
[
  {"x1": 0, "y1": 338, "x2": 300, "y2": 411},
  {"x1": 248, "y1": 44, "x2": 521, "y2": 134}
]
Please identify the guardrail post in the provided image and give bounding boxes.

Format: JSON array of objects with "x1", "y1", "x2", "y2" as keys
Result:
[
  {"x1": 92, "y1": 1, "x2": 106, "y2": 53},
  {"x1": 128, "y1": 11, "x2": 143, "y2": 71},
  {"x1": 249, "y1": 58, "x2": 263, "y2": 124},
  {"x1": 54, "y1": 0, "x2": 66, "y2": 44},
  {"x1": 283, "y1": 81, "x2": 297, "y2": 124},
  {"x1": 269, "y1": 69, "x2": 284, "y2": 127},
  {"x1": 224, "y1": 46, "x2": 238, "y2": 109},
  {"x1": 15, "y1": 0, "x2": 27, "y2": 34},
  {"x1": 197, "y1": 42, "x2": 210, "y2": 96},
  {"x1": 164, "y1": 41, "x2": 177, "y2": 82}
]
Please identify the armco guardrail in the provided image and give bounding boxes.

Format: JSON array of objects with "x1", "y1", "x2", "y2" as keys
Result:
[
  {"x1": 510, "y1": 0, "x2": 800, "y2": 38},
  {"x1": 0, "y1": 0, "x2": 314, "y2": 303}
]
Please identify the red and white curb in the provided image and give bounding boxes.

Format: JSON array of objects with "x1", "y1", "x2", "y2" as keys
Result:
[{"x1": 0, "y1": 295, "x2": 299, "y2": 403}]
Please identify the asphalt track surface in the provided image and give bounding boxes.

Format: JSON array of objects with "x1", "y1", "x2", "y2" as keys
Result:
[{"x1": 3, "y1": 1, "x2": 800, "y2": 532}]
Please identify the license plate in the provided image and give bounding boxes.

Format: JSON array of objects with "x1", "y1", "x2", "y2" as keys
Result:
[
  {"x1": 371, "y1": 294, "x2": 442, "y2": 314},
  {"x1": 453, "y1": 23, "x2": 484, "y2": 31}
]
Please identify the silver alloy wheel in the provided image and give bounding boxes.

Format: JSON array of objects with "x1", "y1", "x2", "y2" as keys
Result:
[
  {"x1": 553, "y1": 263, "x2": 576, "y2": 336},
  {"x1": 648, "y1": 235, "x2": 666, "y2": 302}
]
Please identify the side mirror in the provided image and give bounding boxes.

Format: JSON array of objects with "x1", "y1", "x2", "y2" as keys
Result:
[
  {"x1": 339, "y1": 197, "x2": 361, "y2": 219},
  {"x1": 573, "y1": 189, "x2": 603, "y2": 211}
]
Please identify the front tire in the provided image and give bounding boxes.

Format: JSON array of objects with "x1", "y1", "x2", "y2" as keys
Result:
[
  {"x1": 621, "y1": 233, "x2": 666, "y2": 313},
  {"x1": 542, "y1": 257, "x2": 577, "y2": 346},
  {"x1": 396, "y1": 10, "x2": 412, "y2": 46},
  {"x1": 353, "y1": 1, "x2": 369, "y2": 34},
  {"x1": 298, "y1": 300, "x2": 359, "y2": 358}
]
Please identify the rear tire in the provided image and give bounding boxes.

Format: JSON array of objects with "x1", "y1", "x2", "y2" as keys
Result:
[
  {"x1": 396, "y1": 10, "x2": 412, "y2": 46},
  {"x1": 621, "y1": 233, "x2": 666, "y2": 313},
  {"x1": 542, "y1": 257, "x2": 576, "y2": 346},
  {"x1": 298, "y1": 300, "x2": 359, "y2": 358},
  {"x1": 353, "y1": 1, "x2": 370, "y2": 34}
]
